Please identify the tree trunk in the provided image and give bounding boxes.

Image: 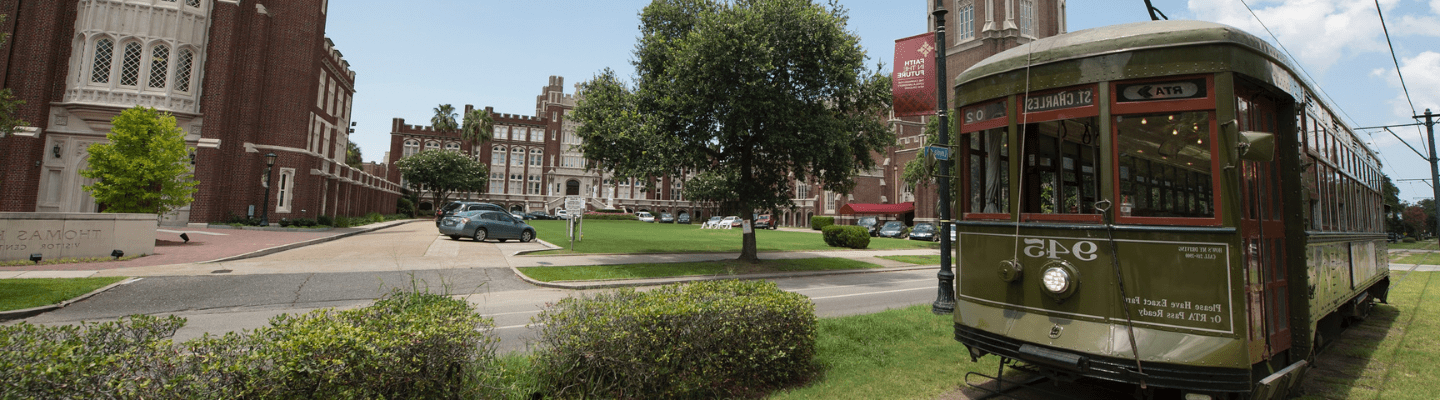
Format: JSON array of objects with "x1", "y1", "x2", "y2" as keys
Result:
[{"x1": 739, "y1": 219, "x2": 759, "y2": 263}]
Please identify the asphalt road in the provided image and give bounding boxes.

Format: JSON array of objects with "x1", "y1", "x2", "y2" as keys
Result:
[{"x1": 16, "y1": 222, "x2": 941, "y2": 353}]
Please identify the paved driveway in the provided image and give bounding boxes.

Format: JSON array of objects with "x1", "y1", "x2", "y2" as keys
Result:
[{"x1": 93, "y1": 222, "x2": 550, "y2": 277}]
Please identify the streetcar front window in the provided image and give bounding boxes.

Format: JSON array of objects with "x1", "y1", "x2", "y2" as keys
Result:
[
  {"x1": 1116, "y1": 112, "x2": 1215, "y2": 219},
  {"x1": 967, "y1": 128, "x2": 1009, "y2": 215},
  {"x1": 1020, "y1": 117, "x2": 1100, "y2": 217}
]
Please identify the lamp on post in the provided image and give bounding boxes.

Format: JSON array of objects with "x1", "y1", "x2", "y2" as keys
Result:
[
  {"x1": 261, "y1": 153, "x2": 277, "y2": 226},
  {"x1": 931, "y1": 0, "x2": 957, "y2": 315}
]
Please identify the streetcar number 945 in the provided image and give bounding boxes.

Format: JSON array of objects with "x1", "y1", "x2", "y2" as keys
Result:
[{"x1": 1022, "y1": 239, "x2": 1099, "y2": 261}]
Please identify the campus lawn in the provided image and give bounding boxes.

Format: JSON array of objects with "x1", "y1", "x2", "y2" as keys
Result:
[
  {"x1": 518, "y1": 257, "x2": 885, "y2": 282},
  {"x1": 527, "y1": 220, "x2": 935, "y2": 255},
  {"x1": 0, "y1": 277, "x2": 127, "y2": 311},
  {"x1": 877, "y1": 255, "x2": 942, "y2": 265}
]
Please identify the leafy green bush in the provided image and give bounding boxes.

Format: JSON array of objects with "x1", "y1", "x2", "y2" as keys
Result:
[
  {"x1": 0, "y1": 289, "x2": 500, "y2": 399},
  {"x1": 278, "y1": 218, "x2": 319, "y2": 228},
  {"x1": 811, "y1": 216, "x2": 835, "y2": 230},
  {"x1": 532, "y1": 280, "x2": 817, "y2": 399},
  {"x1": 1403, "y1": 237, "x2": 1416, "y2": 243},
  {"x1": 822, "y1": 225, "x2": 870, "y2": 249},
  {"x1": 317, "y1": 214, "x2": 335, "y2": 227}
]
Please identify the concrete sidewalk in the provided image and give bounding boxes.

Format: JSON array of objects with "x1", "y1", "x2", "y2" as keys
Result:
[{"x1": 0, "y1": 219, "x2": 422, "y2": 279}]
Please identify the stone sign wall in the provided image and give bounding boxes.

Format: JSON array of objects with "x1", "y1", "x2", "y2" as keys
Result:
[{"x1": 0, "y1": 213, "x2": 157, "y2": 262}]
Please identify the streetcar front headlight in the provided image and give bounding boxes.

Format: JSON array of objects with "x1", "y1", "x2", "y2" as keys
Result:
[
  {"x1": 1041, "y1": 267, "x2": 1069, "y2": 293},
  {"x1": 1039, "y1": 260, "x2": 1079, "y2": 301}
]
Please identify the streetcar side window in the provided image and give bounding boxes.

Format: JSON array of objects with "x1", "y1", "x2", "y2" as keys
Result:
[
  {"x1": 966, "y1": 128, "x2": 1009, "y2": 215},
  {"x1": 1115, "y1": 112, "x2": 1215, "y2": 219},
  {"x1": 1020, "y1": 117, "x2": 1101, "y2": 216}
]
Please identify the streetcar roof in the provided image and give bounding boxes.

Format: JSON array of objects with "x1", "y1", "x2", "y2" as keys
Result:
[
  {"x1": 956, "y1": 19, "x2": 1383, "y2": 167},
  {"x1": 958, "y1": 20, "x2": 1290, "y2": 87}
]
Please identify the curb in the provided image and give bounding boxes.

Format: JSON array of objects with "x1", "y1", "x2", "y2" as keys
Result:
[
  {"x1": 509, "y1": 262, "x2": 937, "y2": 290},
  {"x1": 203, "y1": 219, "x2": 421, "y2": 263},
  {"x1": 0, "y1": 277, "x2": 140, "y2": 322}
]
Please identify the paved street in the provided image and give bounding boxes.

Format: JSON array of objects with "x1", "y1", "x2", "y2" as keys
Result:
[{"x1": 10, "y1": 220, "x2": 945, "y2": 353}]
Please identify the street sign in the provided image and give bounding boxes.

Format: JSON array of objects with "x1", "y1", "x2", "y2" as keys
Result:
[
  {"x1": 564, "y1": 196, "x2": 584, "y2": 214},
  {"x1": 926, "y1": 146, "x2": 950, "y2": 161}
]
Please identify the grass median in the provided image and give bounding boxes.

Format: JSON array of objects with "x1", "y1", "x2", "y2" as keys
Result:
[
  {"x1": 0, "y1": 277, "x2": 127, "y2": 312},
  {"x1": 527, "y1": 220, "x2": 935, "y2": 255},
  {"x1": 518, "y1": 257, "x2": 884, "y2": 282}
]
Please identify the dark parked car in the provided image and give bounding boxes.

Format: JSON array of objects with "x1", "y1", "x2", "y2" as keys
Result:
[
  {"x1": 677, "y1": 213, "x2": 691, "y2": 224},
  {"x1": 436, "y1": 201, "x2": 504, "y2": 226},
  {"x1": 527, "y1": 211, "x2": 555, "y2": 220},
  {"x1": 908, "y1": 222, "x2": 937, "y2": 241},
  {"x1": 438, "y1": 210, "x2": 536, "y2": 243},
  {"x1": 659, "y1": 213, "x2": 675, "y2": 223},
  {"x1": 877, "y1": 221, "x2": 908, "y2": 238},
  {"x1": 856, "y1": 216, "x2": 879, "y2": 236},
  {"x1": 1388, "y1": 232, "x2": 1400, "y2": 243}
]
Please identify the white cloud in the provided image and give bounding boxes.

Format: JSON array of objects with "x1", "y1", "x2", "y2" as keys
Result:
[
  {"x1": 1374, "y1": 51, "x2": 1440, "y2": 118},
  {"x1": 1187, "y1": 0, "x2": 1395, "y2": 72}
]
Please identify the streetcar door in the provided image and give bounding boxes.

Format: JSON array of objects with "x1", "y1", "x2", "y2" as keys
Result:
[{"x1": 1237, "y1": 93, "x2": 1290, "y2": 357}]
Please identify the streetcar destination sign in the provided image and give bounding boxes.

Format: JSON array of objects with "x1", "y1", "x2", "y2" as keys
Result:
[
  {"x1": 1118, "y1": 79, "x2": 1207, "y2": 102},
  {"x1": 1024, "y1": 87, "x2": 1094, "y2": 113}
]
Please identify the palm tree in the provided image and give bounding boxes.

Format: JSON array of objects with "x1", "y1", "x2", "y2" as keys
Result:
[
  {"x1": 431, "y1": 104, "x2": 458, "y2": 132},
  {"x1": 461, "y1": 108, "x2": 494, "y2": 143}
]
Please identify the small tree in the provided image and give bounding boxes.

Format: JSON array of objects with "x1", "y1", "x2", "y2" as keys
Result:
[
  {"x1": 461, "y1": 108, "x2": 494, "y2": 143},
  {"x1": 0, "y1": 15, "x2": 27, "y2": 139},
  {"x1": 346, "y1": 141, "x2": 364, "y2": 169},
  {"x1": 80, "y1": 106, "x2": 198, "y2": 215},
  {"x1": 431, "y1": 104, "x2": 458, "y2": 133},
  {"x1": 396, "y1": 149, "x2": 488, "y2": 211}
]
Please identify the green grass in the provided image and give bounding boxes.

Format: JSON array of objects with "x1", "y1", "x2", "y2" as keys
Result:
[
  {"x1": 0, "y1": 277, "x2": 128, "y2": 311},
  {"x1": 527, "y1": 220, "x2": 935, "y2": 255},
  {"x1": 877, "y1": 255, "x2": 941, "y2": 265},
  {"x1": 1392, "y1": 252, "x2": 1440, "y2": 265},
  {"x1": 767, "y1": 304, "x2": 995, "y2": 399},
  {"x1": 1388, "y1": 240, "x2": 1439, "y2": 250},
  {"x1": 518, "y1": 257, "x2": 884, "y2": 282},
  {"x1": 1296, "y1": 271, "x2": 1440, "y2": 399}
]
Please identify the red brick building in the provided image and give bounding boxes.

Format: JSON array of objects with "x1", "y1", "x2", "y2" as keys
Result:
[
  {"x1": 784, "y1": 0, "x2": 1069, "y2": 228},
  {"x1": 0, "y1": 0, "x2": 398, "y2": 225}
]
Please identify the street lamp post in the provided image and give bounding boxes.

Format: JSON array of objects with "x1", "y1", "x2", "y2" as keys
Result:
[
  {"x1": 261, "y1": 153, "x2": 277, "y2": 226},
  {"x1": 931, "y1": 0, "x2": 957, "y2": 315}
]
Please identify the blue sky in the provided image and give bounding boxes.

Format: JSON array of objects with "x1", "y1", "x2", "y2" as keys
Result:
[{"x1": 329, "y1": 0, "x2": 1440, "y2": 202}]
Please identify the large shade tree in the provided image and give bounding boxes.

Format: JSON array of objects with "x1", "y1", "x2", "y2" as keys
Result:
[
  {"x1": 80, "y1": 106, "x2": 198, "y2": 215},
  {"x1": 572, "y1": 0, "x2": 894, "y2": 262},
  {"x1": 396, "y1": 149, "x2": 489, "y2": 211}
]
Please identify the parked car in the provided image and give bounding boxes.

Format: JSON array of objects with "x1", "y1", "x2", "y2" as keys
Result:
[
  {"x1": 555, "y1": 209, "x2": 571, "y2": 220},
  {"x1": 512, "y1": 211, "x2": 530, "y2": 220},
  {"x1": 637, "y1": 211, "x2": 656, "y2": 222},
  {"x1": 438, "y1": 210, "x2": 537, "y2": 243},
  {"x1": 677, "y1": 213, "x2": 692, "y2": 224},
  {"x1": 877, "y1": 221, "x2": 908, "y2": 238},
  {"x1": 718, "y1": 216, "x2": 741, "y2": 229},
  {"x1": 527, "y1": 211, "x2": 554, "y2": 220},
  {"x1": 1388, "y1": 232, "x2": 1399, "y2": 243},
  {"x1": 702, "y1": 216, "x2": 723, "y2": 228},
  {"x1": 908, "y1": 222, "x2": 937, "y2": 241},
  {"x1": 950, "y1": 224, "x2": 957, "y2": 242},
  {"x1": 856, "y1": 216, "x2": 879, "y2": 236},
  {"x1": 436, "y1": 201, "x2": 504, "y2": 226},
  {"x1": 754, "y1": 214, "x2": 777, "y2": 230},
  {"x1": 659, "y1": 213, "x2": 675, "y2": 223}
]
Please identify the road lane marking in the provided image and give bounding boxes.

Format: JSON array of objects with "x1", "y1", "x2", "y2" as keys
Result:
[
  {"x1": 481, "y1": 309, "x2": 543, "y2": 317},
  {"x1": 496, "y1": 323, "x2": 542, "y2": 330}
]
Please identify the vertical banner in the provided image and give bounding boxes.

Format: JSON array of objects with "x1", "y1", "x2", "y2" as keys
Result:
[{"x1": 892, "y1": 33, "x2": 938, "y2": 117}]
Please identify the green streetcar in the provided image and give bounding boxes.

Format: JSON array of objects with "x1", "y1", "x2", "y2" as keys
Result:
[{"x1": 949, "y1": 20, "x2": 1389, "y2": 400}]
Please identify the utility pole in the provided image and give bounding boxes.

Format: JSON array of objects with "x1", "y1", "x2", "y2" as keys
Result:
[
  {"x1": 1422, "y1": 109, "x2": 1438, "y2": 245},
  {"x1": 931, "y1": 0, "x2": 956, "y2": 315}
]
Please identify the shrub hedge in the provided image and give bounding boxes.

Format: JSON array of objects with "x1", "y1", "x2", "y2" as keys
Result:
[
  {"x1": 0, "y1": 289, "x2": 499, "y2": 399},
  {"x1": 821, "y1": 225, "x2": 870, "y2": 249},
  {"x1": 810, "y1": 216, "x2": 835, "y2": 230},
  {"x1": 531, "y1": 280, "x2": 818, "y2": 399},
  {"x1": 583, "y1": 212, "x2": 639, "y2": 221}
]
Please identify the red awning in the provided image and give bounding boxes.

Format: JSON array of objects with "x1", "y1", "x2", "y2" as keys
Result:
[{"x1": 839, "y1": 202, "x2": 915, "y2": 215}]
